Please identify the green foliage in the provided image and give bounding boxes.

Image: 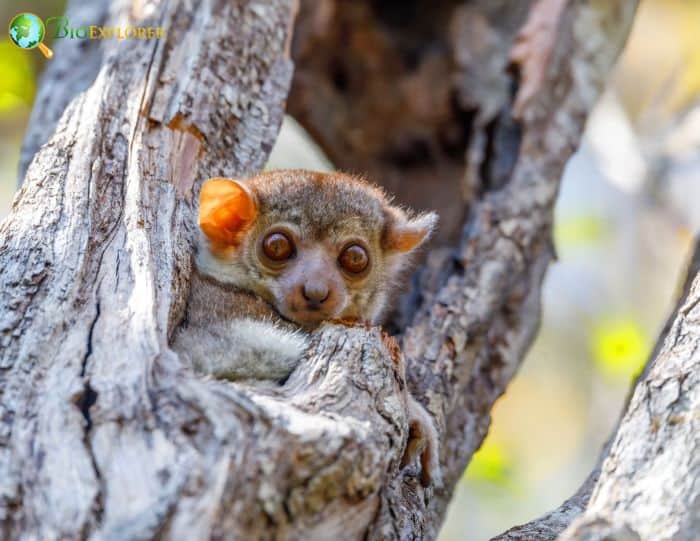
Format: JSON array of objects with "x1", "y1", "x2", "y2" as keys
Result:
[
  {"x1": 554, "y1": 215, "x2": 607, "y2": 248},
  {"x1": 464, "y1": 439, "x2": 514, "y2": 488},
  {"x1": 0, "y1": 39, "x2": 36, "y2": 114},
  {"x1": 590, "y1": 317, "x2": 650, "y2": 381}
]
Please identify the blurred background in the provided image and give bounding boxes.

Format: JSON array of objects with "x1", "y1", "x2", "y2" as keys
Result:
[{"x1": 2, "y1": 1, "x2": 699, "y2": 539}]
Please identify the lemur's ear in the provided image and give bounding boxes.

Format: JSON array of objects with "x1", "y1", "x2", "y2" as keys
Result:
[
  {"x1": 382, "y1": 209, "x2": 438, "y2": 253},
  {"x1": 199, "y1": 178, "x2": 257, "y2": 246}
]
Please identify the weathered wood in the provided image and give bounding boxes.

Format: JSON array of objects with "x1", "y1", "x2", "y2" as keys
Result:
[
  {"x1": 492, "y1": 473, "x2": 601, "y2": 541},
  {"x1": 2, "y1": 0, "x2": 299, "y2": 538},
  {"x1": 288, "y1": 1, "x2": 638, "y2": 538},
  {"x1": 0, "y1": 0, "x2": 646, "y2": 540}
]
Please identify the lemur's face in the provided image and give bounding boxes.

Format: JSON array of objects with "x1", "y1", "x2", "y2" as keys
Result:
[
  {"x1": 248, "y1": 219, "x2": 376, "y2": 327},
  {"x1": 197, "y1": 171, "x2": 437, "y2": 328}
]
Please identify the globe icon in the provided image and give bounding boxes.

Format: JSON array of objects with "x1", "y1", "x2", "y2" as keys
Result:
[{"x1": 8, "y1": 13, "x2": 53, "y2": 59}]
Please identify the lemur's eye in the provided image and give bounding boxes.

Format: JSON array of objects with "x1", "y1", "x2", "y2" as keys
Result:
[
  {"x1": 262, "y1": 232, "x2": 294, "y2": 261},
  {"x1": 339, "y1": 244, "x2": 369, "y2": 274}
]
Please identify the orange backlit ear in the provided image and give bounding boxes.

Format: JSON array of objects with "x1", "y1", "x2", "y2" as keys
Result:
[
  {"x1": 199, "y1": 178, "x2": 257, "y2": 246},
  {"x1": 383, "y1": 210, "x2": 438, "y2": 253}
]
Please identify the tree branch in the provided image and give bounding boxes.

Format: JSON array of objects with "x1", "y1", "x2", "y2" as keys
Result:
[
  {"x1": 492, "y1": 237, "x2": 700, "y2": 541},
  {"x1": 288, "y1": 1, "x2": 638, "y2": 537},
  {"x1": 556, "y1": 235, "x2": 700, "y2": 540}
]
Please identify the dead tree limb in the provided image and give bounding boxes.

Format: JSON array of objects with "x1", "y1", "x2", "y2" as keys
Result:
[
  {"x1": 0, "y1": 1, "x2": 644, "y2": 540},
  {"x1": 491, "y1": 236, "x2": 700, "y2": 541},
  {"x1": 289, "y1": 1, "x2": 638, "y2": 538}
]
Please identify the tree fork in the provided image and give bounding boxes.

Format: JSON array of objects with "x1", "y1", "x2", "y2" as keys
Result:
[{"x1": 0, "y1": 1, "x2": 649, "y2": 540}]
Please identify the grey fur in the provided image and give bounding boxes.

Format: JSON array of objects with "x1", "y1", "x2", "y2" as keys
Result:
[{"x1": 175, "y1": 317, "x2": 308, "y2": 382}]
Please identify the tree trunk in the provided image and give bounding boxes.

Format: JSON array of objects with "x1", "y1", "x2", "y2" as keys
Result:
[{"x1": 6, "y1": 1, "x2": 690, "y2": 540}]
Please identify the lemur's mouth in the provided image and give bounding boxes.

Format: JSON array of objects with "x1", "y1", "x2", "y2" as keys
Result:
[
  {"x1": 286, "y1": 308, "x2": 335, "y2": 327},
  {"x1": 280, "y1": 301, "x2": 341, "y2": 328}
]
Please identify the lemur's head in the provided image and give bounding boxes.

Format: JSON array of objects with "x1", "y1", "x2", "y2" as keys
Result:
[{"x1": 197, "y1": 169, "x2": 437, "y2": 328}]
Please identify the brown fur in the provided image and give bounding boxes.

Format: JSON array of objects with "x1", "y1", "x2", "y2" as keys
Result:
[
  {"x1": 185, "y1": 270, "x2": 293, "y2": 331},
  {"x1": 196, "y1": 169, "x2": 438, "y2": 327}
]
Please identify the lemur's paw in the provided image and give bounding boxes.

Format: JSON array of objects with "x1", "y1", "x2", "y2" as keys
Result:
[{"x1": 401, "y1": 393, "x2": 442, "y2": 488}]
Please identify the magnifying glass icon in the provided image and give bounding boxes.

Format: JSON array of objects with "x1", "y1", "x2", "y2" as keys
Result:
[{"x1": 8, "y1": 13, "x2": 54, "y2": 59}]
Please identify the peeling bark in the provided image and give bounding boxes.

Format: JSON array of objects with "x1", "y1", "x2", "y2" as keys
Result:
[{"x1": 0, "y1": 0, "x2": 645, "y2": 540}]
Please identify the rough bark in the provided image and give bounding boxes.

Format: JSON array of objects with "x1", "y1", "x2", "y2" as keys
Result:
[
  {"x1": 492, "y1": 237, "x2": 700, "y2": 541},
  {"x1": 2, "y1": 0, "x2": 300, "y2": 538},
  {"x1": 492, "y1": 474, "x2": 600, "y2": 541},
  {"x1": 557, "y1": 238, "x2": 700, "y2": 541},
  {"x1": 0, "y1": 1, "x2": 643, "y2": 541},
  {"x1": 290, "y1": 1, "x2": 638, "y2": 538}
]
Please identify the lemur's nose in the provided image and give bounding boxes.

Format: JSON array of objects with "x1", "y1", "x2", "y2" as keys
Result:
[{"x1": 302, "y1": 283, "x2": 330, "y2": 307}]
